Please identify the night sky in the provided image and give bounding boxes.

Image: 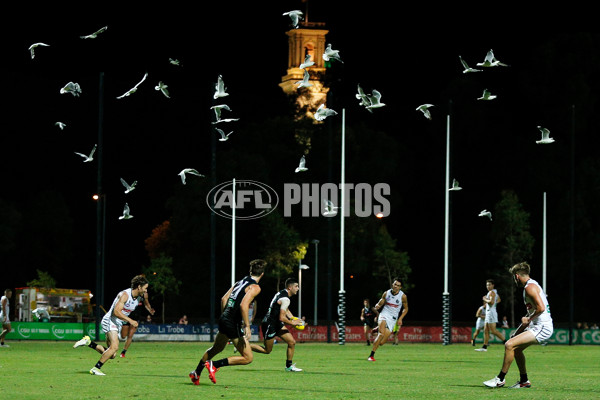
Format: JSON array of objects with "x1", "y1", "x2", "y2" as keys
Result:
[{"x1": 1, "y1": 3, "x2": 598, "y2": 326}]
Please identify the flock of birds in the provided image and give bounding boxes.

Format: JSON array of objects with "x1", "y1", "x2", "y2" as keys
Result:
[
  {"x1": 27, "y1": 12, "x2": 557, "y2": 221},
  {"x1": 282, "y1": 9, "x2": 557, "y2": 219},
  {"x1": 29, "y1": 25, "x2": 205, "y2": 221}
]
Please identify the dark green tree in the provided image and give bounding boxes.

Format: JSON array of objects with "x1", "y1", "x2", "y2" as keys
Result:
[
  {"x1": 490, "y1": 190, "x2": 535, "y2": 327},
  {"x1": 142, "y1": 255, "x2": 181, "y2": 324},
  {"x1": 27, "y1": 269, "x2": 57, "y2": 289},
  {"x1": 373, "y1": 224, "x2": 411, "y2": 289},
  {"x1": 259, "y1": 211, "x2": 307, "y2": 290}
]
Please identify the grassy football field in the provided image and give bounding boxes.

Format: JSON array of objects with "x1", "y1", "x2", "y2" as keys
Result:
[{"x1": 0, "y1": 340, "x2": 598, "y2": 399}]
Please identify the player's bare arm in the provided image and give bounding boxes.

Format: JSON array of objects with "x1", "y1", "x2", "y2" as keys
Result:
[
  {"x1": 240, "y1": 284, "x2": 261, "y2": 338},
  {"x1": 397, "y1": 294, "x2": 408, "y2": 327},
  {"x1": 278, "y1": 299, "x2": 300, "y2": 325},
  {"x1": 144, "y1": 296, "x2": 155, "y2": 315},
  {"x1": 374, "y1": 293, "x2": 386, "y2": 311},
  {"x1": 114, "y1": 292, "x2": 138, "y2": 328},
  {"x1": 522, "y1": 284, "x2": 546, "y2": 326}
]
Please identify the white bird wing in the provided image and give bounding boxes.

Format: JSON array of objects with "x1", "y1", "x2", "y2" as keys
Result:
[
  {"x1": 120, "y1": 178, "x2": 131, "y2": 190},
  {"x1": 215, "y1": 128, "x2": 226, "y2": 140},
  {"x1": 81, "y1": 26, "x2": 107, "y2": 38},
  {"x1": 187, "y1": 169, "x2": 205, "y2": 177},
  {"x1": 134, "y1": 72, "x2": 148, "y2": 89},
  {"x1": 74, "y1": 152, "x2": 88, "y2": 159},
  {"x1": 366, "y1": 90, "x2": 384, "y2": 108},
  {"x1": 88, "y1": 144, "x2": 97, "y2": 158},
  {"x1": 459, "y1": 56, "x2": 469, "y2": 70},
  {"x1": 214, "y1": 75, "x2": 228, "y2": 98},
  {"x1": 300, "y1": 54, "x2": 314, "y2": 68},
  {"x1": 29, "y1": 42, "x2": 50, "y2": 50}
]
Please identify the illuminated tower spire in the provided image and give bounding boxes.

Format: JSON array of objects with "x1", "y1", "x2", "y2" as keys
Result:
[{"x1": 279, "y1": 14, "x2": 329, "y2": 119}]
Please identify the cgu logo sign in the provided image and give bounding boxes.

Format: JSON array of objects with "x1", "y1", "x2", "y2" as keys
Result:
[{"x1": 206, "y1": 180, "x2": 279, "y2": 220}]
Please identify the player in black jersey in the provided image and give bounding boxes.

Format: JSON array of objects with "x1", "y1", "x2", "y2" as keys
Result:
[
  {"x1": 360, "y1": 298, "x2": 379, "y2": 346},
  {"x1": 189, "y1": 259, "x2": 266, "y2": 385},
  {"x1": 250, "y1": 278, "x2": 304, "y2": 372}
]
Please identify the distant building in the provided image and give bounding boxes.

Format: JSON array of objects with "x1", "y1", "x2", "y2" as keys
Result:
[{"x1": 279, "y1": 20, "x2": 330, "y2": 121}]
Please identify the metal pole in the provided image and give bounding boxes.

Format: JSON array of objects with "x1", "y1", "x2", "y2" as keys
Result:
[
  {"x1": 312, "y1": 239, "x2": 319, "y2": 326},
  {"x1": 543, "y1": 192, "x2": 547, "y2": 294},
  {"x1": 569, "y1": 105, "x2": 575, "y2": 345},
  {"x1": 95, "y1": 71, "x2": 105, "y2": 342},
  {"x1": 209, "y1": 84, "x2": 217, "y2": 341},
  {"x1": 232, "y1": 178, "x2": 236, "y2": 287},
  {"x1": 338, "y1": 108, "x2": 346, "y2": 345},
  {"x1": 443, "y1": 112, "x2": 451, "y2": 345},
  {"x1": 299, "y1": 261, "x2": 302, "y2": 319}
]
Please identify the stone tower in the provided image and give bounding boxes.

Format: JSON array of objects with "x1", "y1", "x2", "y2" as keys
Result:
[{"x1": 279, "y1": 20, "x2": 329, "y2": 119}]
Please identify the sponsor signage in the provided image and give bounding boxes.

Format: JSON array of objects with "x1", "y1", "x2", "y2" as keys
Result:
[
  {"x1": 474, "y1": 328, "x2": 600, "y2": 345},
  {"x1": 7, "y1": 322, "x2": 105, "y2": 341}
]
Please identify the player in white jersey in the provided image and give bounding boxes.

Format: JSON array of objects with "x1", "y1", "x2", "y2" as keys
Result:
[
  {"x1": 73, "y1": 275, "x2": 149, "y2": 375},
  {"x1": 471, "y1": 301, "x2": 487, "y2": 346},
  {"x1": 367, "y1": 278, "x2": 408, "y2": 361},
  {"x1": 0, "y1": 289, "x2": 12, "y2": 348},
  {"x1": 484, "y1": 262, "x2": 554, "y2": 389},
  {"x1": 475, "y1": 279, "x2": 506, "y2": 351}
]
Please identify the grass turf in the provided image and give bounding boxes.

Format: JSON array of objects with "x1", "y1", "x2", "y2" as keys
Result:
[{"x1": 0, "y1": 340, "x2": 598, "y2": 399}]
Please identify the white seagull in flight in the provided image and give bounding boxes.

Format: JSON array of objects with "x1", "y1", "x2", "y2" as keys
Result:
[
  {"x1": 536, "y1": 126, "x2": 555, "y2": 144},
  {"x1": 459, "y1": 56, "x2": 482, "y2": 73},
  {"x1": 283, "y1": 10, "x2": 303, "y2": 28},
  {"x1": 479, "y1": 209, "x2": 492, "y2": 221},
  {"x1": 155, "y1": 81, "x2": 170, "y2": 98},
  {"x1": 216, "y1": 127, "x2": 233, "y2": 142},
  {"x1": 213, "y1": 75, "x2": 229, "y2": 99},
  {"x1": 477, "y1": 88, "x2": 497, "y2": 100},
  {"x1": 314, "y1": 103, "x2": 337, "y2": 121},
  {"x1": 323, "y1": 44, "x2": 343, "y2": 63},
  {"x1": 476, "y1": 49, "x2": 509, "y2": 67},
  {"x1": 449, "y1": 179, "x2": 462, "y2": 191},
  {"x1": 119, "y1": 203, "x2": 134, "y2": 220},
  {"x1": 28, "y1": 42, "x2": 50, "y2": 59},
  {"x1": 116, "y1": 72, "x2": 148, "y2": 99},
  {"x1": 60, "y1": 82, "x2": 82, "y2": 97},
  {"x1": 120, "y1": 178, "x2": 138, "y2": 194},
  {"x1": 365, "y1": 89, "x2": 386, "y2": 110},
  {"x1": 74, "y1": 144, "x2": 97, "y2": 162},
  {"x1": 295, "y1": 69, "x2": 313, "y2": 88},
  {"x1": 178, "y1": 168, "x2": 205, "y2": 184},
  {"x1": 322, "y1": 200, "x2": 339, "y2": 217},
  {"x1": 299, "y1": 54, "x2": 314, "y2": 69},
  {"x1": 295, "y1": 155, "x2": 308, "y2": 173},
  {"x1": 356, "y1": 84, "x2": 372, "y2": 112},
  {"x1": 55, "y1": 122, "x2": 66, "y2": 130},
  {"x1": 80, "y1": 26, "x2": 108, "y2": 39},
  {"x1": 416, "y1": 104, "x2": 434, "y2": 120}
]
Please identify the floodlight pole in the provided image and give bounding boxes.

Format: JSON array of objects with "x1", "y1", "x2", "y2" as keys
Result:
[
  {"x1": 209, "y1": 123, "x2": 217, "y2": 341},
  {"x1": 443, "y1": 112, "x2": 452, "y2": 345},
  {"x1": 543, "y1": 192, "x2": 547, "y2": 294},
  {"x1": 94, "y1": 71, "x2": 105, "y2": 342},
  {"x1": 338, "y1": 108, "x2": 346, "y2": 345},
  {"x1": 232, "y1": 178, "x2": 236, "y2": 287}
]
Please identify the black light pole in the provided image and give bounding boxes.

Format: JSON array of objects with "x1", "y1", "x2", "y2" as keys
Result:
[
  {"x1": 569, "y1": 105, "x2": 575, "y2": 345},
  {"x1": 209, "y1": 84, "x2": 217, "y2": 342},
  {"x1": 95, "y1": 71, "x2": 105, "y2": 341}
]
